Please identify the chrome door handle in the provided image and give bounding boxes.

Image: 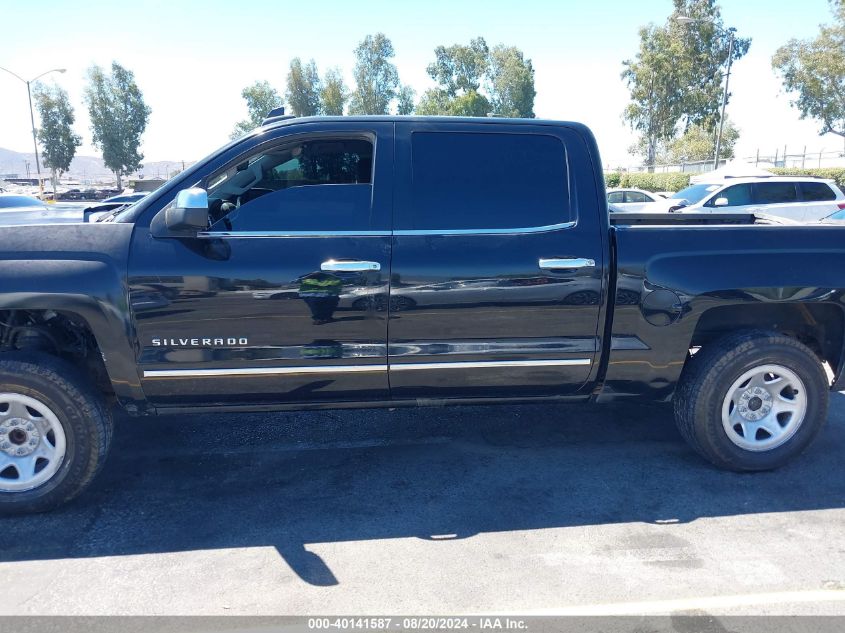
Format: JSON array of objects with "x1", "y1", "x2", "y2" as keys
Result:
[
  {"x1": 321, "y1": 259, "x2": 381, "y2": 272},
  {"x1": 539, "y1": 257, "x2": 595, "y2": 270}
]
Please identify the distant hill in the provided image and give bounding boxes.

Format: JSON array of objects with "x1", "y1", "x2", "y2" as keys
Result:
[{"x1": 0, "y1": 147, "x2": 193, "y2": 184}]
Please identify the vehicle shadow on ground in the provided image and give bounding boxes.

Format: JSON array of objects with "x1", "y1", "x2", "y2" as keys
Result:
[{"x1": 2, "y1": 395, "x2": 844, "y2": 586}]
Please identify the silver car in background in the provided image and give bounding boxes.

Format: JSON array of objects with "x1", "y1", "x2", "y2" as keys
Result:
[
  {"x1": 606, "y1": 187, "x2": 665, "y2": 212},
  {"x1": 0, "y1": 194, "x2": 86, "y2": 225}
]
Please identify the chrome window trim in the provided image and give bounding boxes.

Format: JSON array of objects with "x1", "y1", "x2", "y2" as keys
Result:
[
  {"x1": 390, "y1": 359, "x2": 591, "y2": 370},
  {"x1": 197, "y1": 221, "x2": 576, "y2": 239},
  {"x1": 144, "y1": 358, "x2": 591, "y2": 378},
  {"x1": 197, "y1": 230, "x2": 392, "y2": 238},
  {"x1": 393, "y1": 220, "x2": 576, "y2": 236}
]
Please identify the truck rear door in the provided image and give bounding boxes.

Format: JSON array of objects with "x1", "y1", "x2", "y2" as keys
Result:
[{"x1": 388, "y1": 121, "x2": 605, "y2": 399}]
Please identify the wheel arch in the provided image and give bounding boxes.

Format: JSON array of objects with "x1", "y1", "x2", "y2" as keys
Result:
[
  {"x1": 689, "y1": 302, "x2": 844, "y2": 386},
  {"x1": 0, "y1": 292, "x2": 147, "y2": 414}
]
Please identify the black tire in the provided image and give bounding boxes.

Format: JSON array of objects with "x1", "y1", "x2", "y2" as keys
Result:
[
  {"x1": 0, "y1": 353, "x2": 113, "y2": 515},
  {"x1": 673, "y1": 330, "x2": 829, "y2": 471}
]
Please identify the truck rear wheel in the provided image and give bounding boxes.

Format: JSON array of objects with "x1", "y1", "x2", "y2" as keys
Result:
[
  {"x1": 0, "y1": 353, "x2": 112, "y2": 515},
  {"x1": 673, "y1": 330, "x2": 829, "y2": 471}
]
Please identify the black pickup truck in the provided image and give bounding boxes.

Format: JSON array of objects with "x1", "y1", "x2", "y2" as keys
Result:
[{"x1": 1, "y1": 115, "x2": 843, "y2": 514}]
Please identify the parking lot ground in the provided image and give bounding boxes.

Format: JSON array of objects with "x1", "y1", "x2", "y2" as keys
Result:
[{"x1": 1, "y1": 395, "x2": 844, "y2": 616}]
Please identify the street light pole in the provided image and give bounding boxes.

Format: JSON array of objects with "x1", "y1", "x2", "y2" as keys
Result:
[
  {"x1": 0, "y1": 66, "x2": 67, "y2": 198},
  {"x1": 713, "y1": 28, "x2": 735, "y2": 170},
  {"x1": 24, "y1": 80, "x2": 43, "y2": 195}
]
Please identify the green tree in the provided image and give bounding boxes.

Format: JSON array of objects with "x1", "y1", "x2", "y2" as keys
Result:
[
  {"x1": 417, "y1": 88, "x2": 491, "y2": 117},
  {"x1": 84, "y1": 62, "x2": 151, "y2": 188},
  {"x1": 321, "y1": 67, "x2": 348, "y2": 115},
  {"x1": 287, "y1": 58, "x2": 322, "y2": 117},
  {"x1": 349, "y1": 33, "x2": 400, "y2": 115},
  {"x1": 627, "y1": 136, "x2": 671, "y2": 166},
  {"x1": 396, "y1": 84, "x2": 416, "y2": 115},
  {"x1": 32, "y1": 82, "x2": 81, "y2": 193},
  {"x1": 231, "y1": 80, "x2": 283, "y2": 139},
  {"x1": 670, "y1": 1, "x2": 750, "y2": 131},
  {"x1": 427, "y1": 37, "x2": 490, "y2": 97},
  {"x1": 416, "y1": 88, "x2": 451, "y2": 116},
  {"x1": 772, "y1": 1, "x2": 845, "y2": 138},
  {"x1": 449, "y1": 90, "x2": 491, "y2": 116},
  {"x1": 417, "y1": 37, "x2": 530, "y2": 117},
  {"x1": 666, "y1": 119, "x2": 739, "y2": 163},
  {"x1": 622, "y1": 0, "x2": 750, "y2": 169},
  {"x1": 487, "y1": 45, "x2": 536, "y2": 118},
  {"x1": 622, "y1": 26, "x2": 686, "y2": 170}
]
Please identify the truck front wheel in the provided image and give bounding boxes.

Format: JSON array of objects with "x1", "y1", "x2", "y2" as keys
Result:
[
  {"x1": 0, "y1": 353, "x2": 113, "y2": 515},
  {"x1": 674, "y1": 330, "x2": 829, "y2": 471}
]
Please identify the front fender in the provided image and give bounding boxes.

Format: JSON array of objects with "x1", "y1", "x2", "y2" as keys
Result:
[{"x1": 0, "y1": 223, "x2": 147, "y2": 411}]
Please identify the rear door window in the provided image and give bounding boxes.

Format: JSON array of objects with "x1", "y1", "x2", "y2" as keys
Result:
[
  {"x1": 607, "y1": 191, "x2": 624, "y2": 204},
  {"x1": 799, "y1": 182, "x2": 836, "y2": 202},
  {"x1": 404, "y1": 131, "x2": 570, "y2": 230},
  {"x1": 625, "y1": 191, "x2": 649, "y2": 203},
  {"x1": 754, "y1": 182, "x2": 798, "y2": 205}
]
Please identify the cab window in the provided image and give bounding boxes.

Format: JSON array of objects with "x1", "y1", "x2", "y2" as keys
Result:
[
  {"x1": 404, "y1": 131, "x2": 570, "y2": 230},
  {"x1": 206, "y1": 137, "x2": 374, "y2": 232}
]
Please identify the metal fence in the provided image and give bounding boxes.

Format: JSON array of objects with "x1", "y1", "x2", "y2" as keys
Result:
[{"x1": 612, "y1": 147, "x2": 845, "y2": 174}]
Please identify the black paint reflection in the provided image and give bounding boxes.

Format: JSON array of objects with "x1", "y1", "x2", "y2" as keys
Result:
[
  {"x1": 129, "y1": 234, "x2": 391, "y2": 405},
  {"x1": 298, "y1": 271, "x2": 342, "y2": 324},
  {"x1": 387, "y1": 230, "x2": 603, "y2": 398}
]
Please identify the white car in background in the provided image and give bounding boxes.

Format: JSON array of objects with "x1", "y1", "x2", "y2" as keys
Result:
[
  {"x1": 664, "y1": 176, "x2": 845, "y2": 222},
  {"x1": 606, "y1": 188, "x2": 664, "y2": 211}
]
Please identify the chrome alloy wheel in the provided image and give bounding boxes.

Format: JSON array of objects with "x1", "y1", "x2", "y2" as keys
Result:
[
  {"x1": 0, "y1": 393, "x2": 67, "y2": 492},
  {"x1": 721, "y1": 364, "x2": 807, "y2": 452}
]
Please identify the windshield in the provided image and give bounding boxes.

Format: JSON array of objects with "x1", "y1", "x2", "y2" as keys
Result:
[
  {"x1": 670, "y1": 183, "x2": 721, "y2": 204},
  {"x1": 104, "y1": 194, "x2": 144, "y2": 203},
  {"x1": 99, "y1": 200, "x2": 139, "y2": 222}
]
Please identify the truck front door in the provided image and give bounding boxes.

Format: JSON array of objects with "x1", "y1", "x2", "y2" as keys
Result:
[
  {"x1": 127, "y1": 122, "x2": 393, "y2": 408},
  {"x1": 388, "y1": 122, "x2": 605, "y2": 399}
]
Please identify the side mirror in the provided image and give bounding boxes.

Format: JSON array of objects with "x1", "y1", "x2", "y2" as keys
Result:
[
  {"x1": 713, "y1": 197, "x2": 729, "y2": 207},
  {"x1": 165, "y1": 188, "x2": 209, "y2": 231}
]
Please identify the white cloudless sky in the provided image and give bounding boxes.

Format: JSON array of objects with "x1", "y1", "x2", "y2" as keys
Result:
[{"x1": 1, "y1": 0, "x2": 843, "y2": 167}]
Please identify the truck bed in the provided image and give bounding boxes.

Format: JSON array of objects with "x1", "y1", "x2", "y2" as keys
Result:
[{"x1": 609, "y1": 212, "x2": 781, "y2": 226}]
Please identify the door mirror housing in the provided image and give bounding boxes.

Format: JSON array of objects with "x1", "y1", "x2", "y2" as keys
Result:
[
  {"x1": 165, "y1": 188, "x2": 209, "y2": 231},
  {"x1": 713, "y1": 196, "x2": 729, "y2": 207}
]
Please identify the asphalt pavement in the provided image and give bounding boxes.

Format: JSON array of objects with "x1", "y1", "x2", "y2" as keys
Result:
[{"x1": 1, "y1": 395, "x2": 844, "y2": 616}]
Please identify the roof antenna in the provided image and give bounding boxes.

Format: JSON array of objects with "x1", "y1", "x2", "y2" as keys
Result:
[{"x1": 262, "y1": 106, "x2": 294, "y2": 125}]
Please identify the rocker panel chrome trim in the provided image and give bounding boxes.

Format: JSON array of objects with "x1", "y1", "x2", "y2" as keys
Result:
[{"x1": 144, "y1": 358, "x2": 592, "y2": 378}]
